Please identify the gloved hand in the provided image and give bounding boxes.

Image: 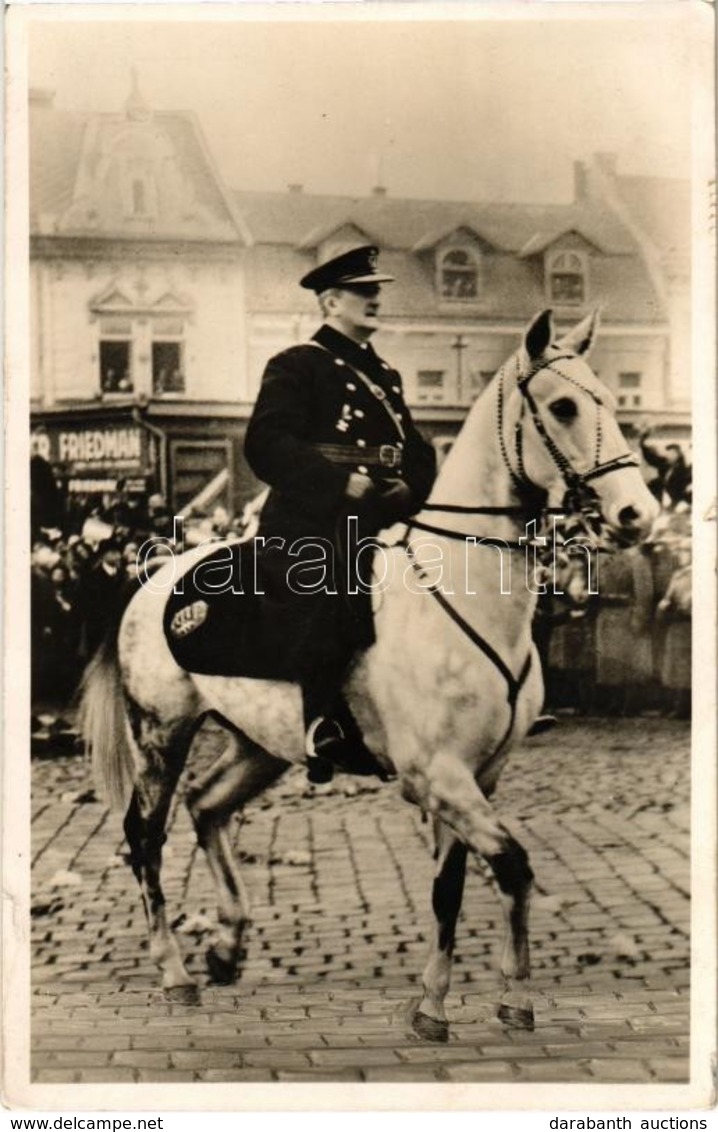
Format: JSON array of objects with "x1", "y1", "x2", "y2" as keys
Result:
[
  {"x1": 344, "y1": 472, "x2": 375, "y2": 501},
  {"x1": 376, "y1": 478, "x2": 416, "y2": 520}
]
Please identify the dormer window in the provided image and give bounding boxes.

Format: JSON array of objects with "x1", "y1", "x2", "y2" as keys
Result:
[
  {"x1": 547, "y1": 251, "x2": 586, "y2": 304},
  {"x1": 439, "y1": 248, "x2": 479, "y2": 301}
]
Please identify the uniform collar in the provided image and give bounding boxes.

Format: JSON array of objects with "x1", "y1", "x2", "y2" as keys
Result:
[{"x1": 313, "y1": 324, "x2": 380, "y2": 372}]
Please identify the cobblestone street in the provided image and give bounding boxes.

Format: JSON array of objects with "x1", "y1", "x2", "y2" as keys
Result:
[{"x1": 30, "y1": 716, "x2": 691, "y2": 1086}]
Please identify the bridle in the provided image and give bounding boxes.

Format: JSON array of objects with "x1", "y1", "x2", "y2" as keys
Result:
[
  {"x1": 400, "y1": 348, "x2": 642, "y2": 763},
  {"x1": 502, "y1": 352, "x2": 640, "y2": 511},
  {"x1": 410, "y1": 350, "x2": 640, "y2": 543}
]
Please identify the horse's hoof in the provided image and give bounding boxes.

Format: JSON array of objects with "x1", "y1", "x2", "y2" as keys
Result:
[
  {"x1": 163, "y1": 983, "x2": 201, "y2": 1005},
  {"x1": 206, "y1": 946, "x2": 236, "y2": 985},
  {"x1": 497, "y1": 1002, "x2": 535, "y2": 1031},
  {"x1": 411, "y1": 1009, "x2": 450, "y2": 1043}
]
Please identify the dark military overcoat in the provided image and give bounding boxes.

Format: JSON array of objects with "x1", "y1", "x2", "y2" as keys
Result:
[
  {"x1": 244, "y1": 323, "x2": 436, "y2": 543},
  {"x1": 243, "y1": 323, "x2": 437, "y2": 670}
]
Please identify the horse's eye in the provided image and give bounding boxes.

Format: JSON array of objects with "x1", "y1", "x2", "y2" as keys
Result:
[{"x1": 549, "y1": 397, "x2": 578, "y2": 421}]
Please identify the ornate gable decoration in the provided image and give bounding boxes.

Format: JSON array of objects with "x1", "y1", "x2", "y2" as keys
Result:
[
  {"x1": 56, "y1": 80, "x2": 241, "y2": 242},
  {"x1": 150, "y1": 291, "x2": 194, "y2": 315},
  {"x1": 88, "y1": 284, "x2": 135, "y2": 315},
  {"x1": 89, "y1": 282, "x2": 194, "y2": 319}
]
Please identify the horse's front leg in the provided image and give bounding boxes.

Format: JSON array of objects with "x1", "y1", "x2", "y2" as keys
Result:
[
  {"x1": 186, "y1": 731, "x2": 288, "y2": 984},
  {"x1": 411, "y1": 817, "x2": 467, "y2": 1043},
  {"x1": 411, "y1": 752, "x2": 535, "y2": 1036}
]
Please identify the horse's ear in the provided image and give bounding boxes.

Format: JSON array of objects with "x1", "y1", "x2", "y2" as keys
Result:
[
  {"x1": 519, "y1": 310, "x2": 553, "y2": 374},
  {"x1": 557, "y1": 309, "x2": 601, "y2": 356}
]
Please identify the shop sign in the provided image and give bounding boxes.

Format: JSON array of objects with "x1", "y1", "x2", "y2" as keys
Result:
[{"x1": 32, "y1": 425, "x2": 147, "y2": 473}]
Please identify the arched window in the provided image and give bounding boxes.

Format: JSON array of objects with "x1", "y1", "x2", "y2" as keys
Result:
[
  {"x1": 548, "y1": 251, "x2": 586, "y2": 303},
  {"x1": 439, "y1": 248, "x2": 479, "y2": 301}
]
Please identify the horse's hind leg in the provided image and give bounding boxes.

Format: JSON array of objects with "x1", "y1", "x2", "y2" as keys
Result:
[
  {"x1": 186, "y1": 730, "x2": 288, "y2": 984},
  {"x1": 123, "y1": 709, "x2": 198, "y2": 1001}
]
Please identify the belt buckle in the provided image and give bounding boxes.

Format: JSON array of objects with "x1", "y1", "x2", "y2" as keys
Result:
[{"x1": 379, "y1": 444, "x2": 399, "y2": 468}]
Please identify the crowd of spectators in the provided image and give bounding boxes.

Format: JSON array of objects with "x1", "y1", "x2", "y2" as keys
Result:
[
  {"x1": 538, "y1": 505, "x2": 692, "y2": 720},
  {"x1": 538, "y1": 426, "x2": 693, "y2": 720},
  {"x1": 29, "y1": 469, "x2": 253, "y2": 745},
  {"x1": 29, "y1": 428, "x2": 694, "y2": 746}
]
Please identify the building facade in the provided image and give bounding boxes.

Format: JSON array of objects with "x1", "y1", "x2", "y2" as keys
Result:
[{"x1": 30, "y1": 85, "x2": 691, "y2": 515}]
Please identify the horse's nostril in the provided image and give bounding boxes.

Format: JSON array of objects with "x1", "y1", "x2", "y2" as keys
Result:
[{"x1": 618, "y1": 505, "x2": 640, "y2": 526}]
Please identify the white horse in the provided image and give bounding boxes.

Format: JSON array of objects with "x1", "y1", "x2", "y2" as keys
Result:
[{"x1": 79, "y1": 310, "x2": 659, "y2": 1040}]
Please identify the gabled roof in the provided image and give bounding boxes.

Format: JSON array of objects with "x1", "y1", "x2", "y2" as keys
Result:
[
  {"x1": 30, "y1": 102, "x2": 250, "y2": 245},
  {"x1": 296, "y1": 219, "x2": 380, "y2": 251},
  {"x1": 232, "y1": 189, "x2": 642, "y2": 256},
  {"x1": 517, "y1": 227, "x2": 604, "y2": 258},
  {"x1": 412, "y1": 222, "x2": 501, "y2": 253}
]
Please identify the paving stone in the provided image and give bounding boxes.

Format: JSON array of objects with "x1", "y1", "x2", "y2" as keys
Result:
[
  {"x1": 112, "y1": 1050, "x2": 172, "y2": 1069},
  {"x1": 34, "y1": 1069, "x2": 82, "y2": 1083},
  {"x1": 586, "y1": 1057, "x2": 655, "y2": 1080},
  {"x1": 647, "y1": 1058, "x2": 690, "y2": 1081},
  {"x1": 171, "y1": 1050, "x2": 243, "y2": 1070},
  {"x1": 198, "y1": 1069, "x2": 277, "y2": 1082},
  {"x1": 516, "y1": 1060, "x2": 595, "y2": 1081},
  {"x1": 362, "y1": 1066, "x2": 444, "y2": 1082},
  {"x1": 443, "y1": 1062, "x2": 519, "y2": 1082},
  {"x1": 76, "y1": 1068, "x2": 137, "y2": 1083},
  {"x1": 135, "y1": 1069, "x2": 200, "y2": 1082},
  {"x1": 276, "y1": 1069, "x2": 364, "y2": 1082}
]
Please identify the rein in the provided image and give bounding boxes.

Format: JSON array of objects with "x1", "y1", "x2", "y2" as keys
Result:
[
  {"x1": 407, "y1": 517, "x2": 526, "y2": 550},
  {"x1": 402, "y1": 538, "x2": 533, "y2": 761}
]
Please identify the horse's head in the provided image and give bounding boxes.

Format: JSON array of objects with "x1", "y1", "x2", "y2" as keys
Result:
[{"x1": 502, "y1": 309, "x2": 660, "y2": 543}]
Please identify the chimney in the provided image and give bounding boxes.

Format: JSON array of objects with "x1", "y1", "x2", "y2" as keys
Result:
[
  {"x1": 288, "y1": 184, "x2": 304, "y2": 194},
  {"x1": 574, "y1": 160, "x2": 588, "y2": 202},
  {"x1": 372, "y1": 185, "x2": 387, "y2": 197},
  {"x1": 125, "y1": 67, "x2": 151, "y2": 122}
]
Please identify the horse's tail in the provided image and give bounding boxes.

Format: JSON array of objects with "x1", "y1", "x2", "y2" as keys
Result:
[{"x1": 77, "y1": 579, "x2": 142, "y2": 812}]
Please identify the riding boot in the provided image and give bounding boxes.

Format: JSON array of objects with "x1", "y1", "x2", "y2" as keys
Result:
[
  {"x1": 301, "y1": 668, "x2": 393, "y2": 783},
  {"x1": 302, "y1": 676, "x2": 342, "y2": 784}
]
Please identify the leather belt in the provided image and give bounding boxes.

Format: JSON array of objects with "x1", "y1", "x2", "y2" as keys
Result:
[{"x1": 314, "y1": 443, "x2": 403, "y2": 469}]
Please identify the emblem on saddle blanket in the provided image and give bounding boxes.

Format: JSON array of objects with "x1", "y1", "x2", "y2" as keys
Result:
[{"x1": 170, "y1": 601, "x2": 209, "y2": 638}]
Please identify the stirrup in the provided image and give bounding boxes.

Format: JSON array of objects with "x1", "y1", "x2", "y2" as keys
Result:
[
  {"x1": 527, "y1": 713, "x2": 558, "y2": 737},
  {"x1": 305, "y1": 716, "x2": 345, "y2": 758},
  {"x1": 305, "y1": 717, "x2": 345, "y2": 784}
]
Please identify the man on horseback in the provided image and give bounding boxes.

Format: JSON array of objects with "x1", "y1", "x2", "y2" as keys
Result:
[{"x1": 244, "y1": 245, "x2": 437, "y2": 778}]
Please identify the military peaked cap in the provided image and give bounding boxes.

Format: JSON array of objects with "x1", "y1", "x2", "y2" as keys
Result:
[{"x1": 299, "y1": 245, "x2": 395, "y2": 292}]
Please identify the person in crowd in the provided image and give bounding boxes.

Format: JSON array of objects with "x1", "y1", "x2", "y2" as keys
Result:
[
  {"x1": 147, "y1": 493, "x2": 174, "y2": 539},
  {"x1": 31, "y1": 542, "x2": 61, "y2": 709},
  {"x1": 78, "y1": 538, "x2": 126, "y2": 662},
  {"x1": 595, "y1": 543, "x2": 655, "y2": 715},
  {"x1": 244, "y1": 245, "x2": 437, "y2": 774},
  {"x1": 48, "y1": 562, "x2": 81, "y2": 700},
  {"x1": 30, "y1": 428, "x2": 65, "y2": 540},
  {"x1": 656, "y1": 538, "x2": 692, "y2": 719},
  {"x1": 535, "y1": 550, "x2": 599, "y2": 715},
  {"x1": 638, "y1": 426, "x2": 692, "y2": 509}
]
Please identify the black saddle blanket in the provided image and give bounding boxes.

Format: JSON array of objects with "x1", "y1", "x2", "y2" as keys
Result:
[{"x1": 163, "y1": 540, "x2": 357, "y2": 681}]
